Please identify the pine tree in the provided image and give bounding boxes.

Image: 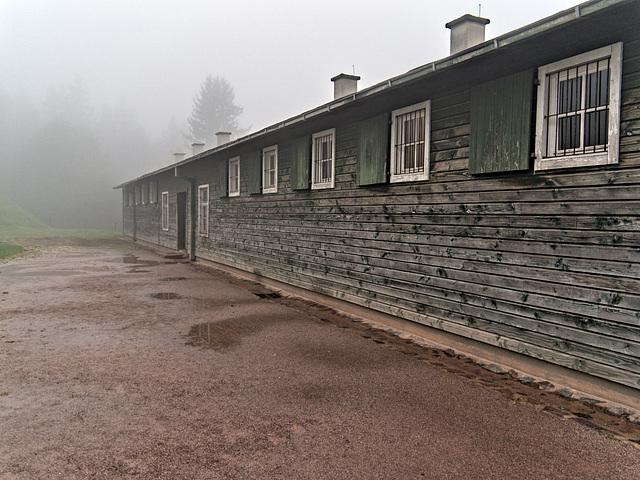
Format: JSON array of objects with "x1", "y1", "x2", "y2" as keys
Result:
[{"x1": 186, "y1": 75, "x2": 243, "y2": 145}]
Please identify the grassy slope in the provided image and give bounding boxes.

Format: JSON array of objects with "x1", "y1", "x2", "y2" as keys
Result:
[
  {"x1": 0, "y1": 194, "x2": 48, "y2": 229},
  {"x1": 0, "y1": 194, "x2": 120, "y2": 259}
]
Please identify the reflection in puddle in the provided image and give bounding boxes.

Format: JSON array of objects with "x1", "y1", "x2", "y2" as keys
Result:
[
  {"x1": 150, "y1": 292, "x2": 180, "y2": 300},
  {"x1": 12, "y1": 269, "x2": 82, "y2": 277},
  {"x1": 122, "y1": 256, "x2": 160, "y2": 266},
  {"x1": 188, "y1": 318, "x2": 266, "y2": 350}
]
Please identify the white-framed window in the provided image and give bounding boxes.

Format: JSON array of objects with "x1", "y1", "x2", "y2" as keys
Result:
[
  {"x1": 262, "y1": 145, "x2": 278, "y2": 193},
  {"x1": 135, "y1": 186, "x2": 141, "y2": 205},
  {"x1": 198, "y1": 184, "x2": 209, "y2": 237},
  {"x1": 311, "y1": 128, "x2": 335, "y2": 189},
  {"x1": 127, "y1": 190, "x2": 134, "y2": 206},
  {"x1": 535, "y1": 42, "x2": 622, "y2": 171},
  {"x1": 141, "y1": 183, "x2": 148, "y2": 204},
  {"x1": 228, "y1": 156, "x2": 240, "y2": 197},
  {"x1": 161, "y1": 191, "x2": 169, "y2": 231},
  {"x1": 150, "y1": 182, "x2": 158, "y2": 204},
  {"x1": 390, "y1": 101, "x2": 430, "y2": 183}
]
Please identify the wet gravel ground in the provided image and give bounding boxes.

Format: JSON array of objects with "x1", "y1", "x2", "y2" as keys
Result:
[{"x1": 1, "y1": 238, "x2": 639, "y2": 479}]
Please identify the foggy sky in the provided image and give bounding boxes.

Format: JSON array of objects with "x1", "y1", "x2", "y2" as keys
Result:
[{"x1": 2, "y1": 0, "x2": 578, "y2": 140}]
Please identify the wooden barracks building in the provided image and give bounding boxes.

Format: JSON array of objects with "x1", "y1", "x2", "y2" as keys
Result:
[{"x1": 116, "y1": 0, "x2": 640, "y2": 409}]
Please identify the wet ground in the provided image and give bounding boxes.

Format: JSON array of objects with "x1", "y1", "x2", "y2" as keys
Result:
[{"x1": 1, "y1": 238, "x2": 639, "y2": 479}]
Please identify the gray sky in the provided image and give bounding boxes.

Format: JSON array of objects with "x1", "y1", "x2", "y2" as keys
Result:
[{"x1": 1, "y1": 0, "x2": 578, "y2": 139}]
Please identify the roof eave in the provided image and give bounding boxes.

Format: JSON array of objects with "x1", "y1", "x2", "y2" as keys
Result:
[{"x1": 114, "y1": 0, "x2": 630, "y2": 189}]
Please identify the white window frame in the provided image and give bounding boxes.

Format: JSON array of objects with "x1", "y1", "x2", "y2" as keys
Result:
[
  {"x1": 228, "y1": 156, "x2": 240, "y2": 197},
  {"x1": 390, "y1": 100, "x2": 430, "y2": 183},
  {"x1": 311, "y1": 128, "x2": 336, "y2": 190},
  {"x1": 262, "y1": 145, "x2": 278, "y2": 194},
  {"x1": 535, "y1": 42, "x2": 622, "y2": 171},
  {"x1": 141, "y1": 183, "x2": 148, "y2": 205},
  {"x1": 135, "y1": 186, "x2": 141, "y2": 205},
  {"x1": 198, "y1": 184, "x2": 209, "y2": 237},
  {"x1": 161, "y1": 191, "x2": 169, "y2": 231}
]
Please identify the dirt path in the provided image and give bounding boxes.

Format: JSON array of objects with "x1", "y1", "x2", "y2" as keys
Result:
[{"x1": 1, "y1": 239, "x2": 639, "y2": 479}]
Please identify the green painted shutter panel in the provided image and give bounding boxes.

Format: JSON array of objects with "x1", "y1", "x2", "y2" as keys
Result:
[
  {"x1": 357, "y1": 112, "x2": 390, "y2": 186},
  {"x1": 291, "y1": 135, "x2": 310, "y2": 190},
  {"x1": 218, "y1": 159, "x2": 228, "y2": 197},
  {"x1": 248, "y1": 150, "x2": 262, "y2": 195},
  {"x1": 469, "y1": 69, "x2": 534, "y2": 174}
]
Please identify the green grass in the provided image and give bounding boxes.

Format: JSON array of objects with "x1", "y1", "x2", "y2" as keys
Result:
[
  {"x1": 0, "y1": 195, "x2": 121, "y2": 258},
  {"x1": 0, "y1": 194, "x2": 48, "y2": 229},
  {"x1": 0, "y1": 242, "x2": 24, "y2": 259},
  {"x1": 0, "y1": 225, "x2": 121, "y2": 239}
]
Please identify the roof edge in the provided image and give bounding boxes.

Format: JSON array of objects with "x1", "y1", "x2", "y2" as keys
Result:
[{"x1": 114, "y1": 0, "x2": 631, "y2": 189}]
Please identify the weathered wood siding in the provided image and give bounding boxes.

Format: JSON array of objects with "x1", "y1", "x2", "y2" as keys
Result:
[
  {"x1": 123, "y1": 173, "x2": 191, "y2": 251},
  {"x1": 120, "y1": 12, "x2": 640, "y2": 393},
  {"x1": 192, "y1": 37, "x2": 640, "y2": 391}
]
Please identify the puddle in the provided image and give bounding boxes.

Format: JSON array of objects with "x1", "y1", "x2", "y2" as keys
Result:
[
  {"x1": 255, "y1": 292, "x2": 282, "y2": 299},
  {"x1": 187, "y1": 318, "x2": 273, "y2": 350},
  {"x1": 105, "y1": 255, "x2": 161, "y2": 266},
  {"x1": 150, "y1": 292, "x2": 181, "y2": 300},
  {"x1": 11, "y1": 269, "x2": 83, "y2": 277},
  {"x1": 160, "y1": 277, "x2": 187, "y2": 282}
]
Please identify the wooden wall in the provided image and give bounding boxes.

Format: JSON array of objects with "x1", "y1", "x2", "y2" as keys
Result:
[
  {"x1": 121, "y1": 29, "x2": 640, "y2": 391},
  {"x1": 193, "y1": 36, "x2": 640, "y2": 391}
]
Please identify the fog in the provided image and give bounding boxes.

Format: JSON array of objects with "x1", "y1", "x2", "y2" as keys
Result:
[{"x1": 0, "y1": 0, "x2": 577, "y2": 230}]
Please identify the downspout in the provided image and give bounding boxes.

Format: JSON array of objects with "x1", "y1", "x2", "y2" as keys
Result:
[{"x1": 174, "y1": 166, "x2": 197, "y2": 261}]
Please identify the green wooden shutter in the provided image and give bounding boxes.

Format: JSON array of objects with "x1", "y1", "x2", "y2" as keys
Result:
[
  {"x1": 248, "y1": 150, "x2": 262, "y2": 195},
  {"x1": 469, "y1": 69, "x2": 534, "y2": 174},
  {"x1": 357, "y1": 112, "x2": 390, "y2": 186},
  {"x1": 218, "y1": 159, "x2": 228, "y2": 197},
  {"x1": 291, "y1": 135, "x2": 310, "y2": 190}
]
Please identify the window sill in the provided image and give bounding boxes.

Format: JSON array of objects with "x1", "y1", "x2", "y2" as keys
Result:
[
  {"x1": 311, "y1": 183, "x2": 334, "y2": 190},
  {"x1": 535, "y1": 151, "x2": 616, "y2": 172},
  {"x1": 390, "y1": 173, "x2": 429, "y2": 183}
]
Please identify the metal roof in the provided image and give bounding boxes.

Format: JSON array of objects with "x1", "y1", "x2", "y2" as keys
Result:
[{"x1": 114, "y1": 0, "x2": 632, "y2": 189}]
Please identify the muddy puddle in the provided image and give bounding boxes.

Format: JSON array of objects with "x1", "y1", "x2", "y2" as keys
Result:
[
  {"x1": 150, "y1": 292, "x2": 181, "y2": 300},
  {"x1": 188, "y1": 317, "x2": 281, "y2": 350},
  {"x1": 3, "y1": 267, "x2": 83, "y2": 277}
]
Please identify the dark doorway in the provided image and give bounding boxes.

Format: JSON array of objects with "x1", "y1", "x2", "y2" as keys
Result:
[{"x1": 176, "y1": 192, "x2": 187, "y2": 251}]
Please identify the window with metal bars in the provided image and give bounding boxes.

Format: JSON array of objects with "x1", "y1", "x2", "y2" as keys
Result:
[
  {"x1": 311, "y1": 129, "x2": 335, "y2": 189},
  {"x1": 150, "y1": 182, "x2": 158, "y2": 204},
  {"x1": 390, "y1": 101, "x2": 430, "y2": 183},
  {"x1": 198, "y1": 184, "x2": 209, "y2": 236},
  {"x1": 535, "y1": 43, "x2": 622, "y2": 171},
  {"x1": 161, "y1": 192, "x2": 169, "y2": 231},
  {"x1": 228, "y1": 157, "x2": 240, "y2": 196},
  {"x1": 262, "y1": 145, "x2": 278, "y2": 193}
]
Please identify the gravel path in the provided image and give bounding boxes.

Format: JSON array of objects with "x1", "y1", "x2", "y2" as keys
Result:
[{"x1": 1, "y1": 239, "x2": 639, "y2": 479}]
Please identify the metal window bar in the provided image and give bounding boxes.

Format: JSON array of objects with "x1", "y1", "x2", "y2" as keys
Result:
[
  {"x1": 545, "y1": 56, "x2": 610, "y2": 158},
  {"x1": 394, "y1": 109, "x2": 425, "y2": 175},
  {"x1": 263, "y1": 149, "x2": 276, "y2": 189},
  {"x1": 314, "y1": 134, "x2": 333, "y2": 185},
  {"x1": 199, "y1": 188, "x2": 208, "y2": 233},
  {"x1": 229, "y1": 160, "x2": 239, "y2": 193}
]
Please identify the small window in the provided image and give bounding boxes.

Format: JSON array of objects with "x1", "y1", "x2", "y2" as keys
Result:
[
  {"x1": 262, "y1": 145, "x2": 278, "y2": 194},
  {"x1": 311, "y1": 129, "x2": 335, "y2": 189},
  {"x1": 141, "y1": 183, "x2": 148, "y2": 204},
  {"x1": 535, "y1": 43, "x2": 622, "y2": 171},
  {"x1": 161, "y1": 191, "x2": 169, "y2": 231},
  {"x1": 390, "y1": 101, "x2": 430, "y2": 183},
  {"x1": 135, "y1": 186, "x2": 141, "y2": 205},
  {"x1": 228, "y1": 157, "x2": 240, "y2": 197},
  {"x1": 198, "y1": 184, "x2": 209, "y2": 237},
  {"x1": 150, "y1": 182, "x2": 158, "y2": 204}
]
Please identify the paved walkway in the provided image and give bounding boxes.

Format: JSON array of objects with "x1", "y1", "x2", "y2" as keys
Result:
[{"x1": 1, "y1": 240, "x2": 639, "y2": 479}]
